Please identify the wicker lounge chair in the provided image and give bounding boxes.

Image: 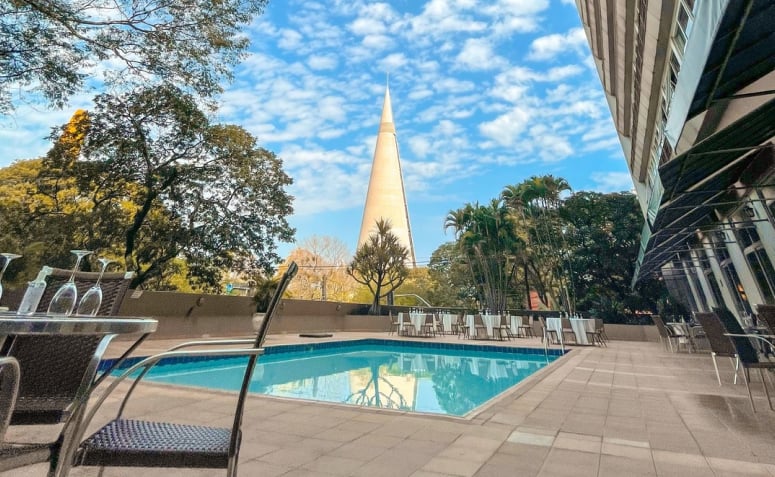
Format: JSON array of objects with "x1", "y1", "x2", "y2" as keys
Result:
[{"x1": 69, "y1": 262, "x2": 298, "y2": 475}]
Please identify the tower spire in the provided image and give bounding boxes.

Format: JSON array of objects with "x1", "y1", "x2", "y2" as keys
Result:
[{"x1": 358, "y1": 84, "x2": 416, "y2": 267}]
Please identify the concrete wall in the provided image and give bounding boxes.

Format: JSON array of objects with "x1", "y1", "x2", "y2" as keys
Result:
[
  {"x1": 38, "y1": 289, "x2": 658, "y2": 342},
  {"x1": 117, "y1": 291, "x2": 388, "y2": 339}
]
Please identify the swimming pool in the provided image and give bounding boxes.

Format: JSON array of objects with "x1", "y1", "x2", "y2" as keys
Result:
[{"x1": 108, "y1": 339, "x2": 564, "y2": 417}]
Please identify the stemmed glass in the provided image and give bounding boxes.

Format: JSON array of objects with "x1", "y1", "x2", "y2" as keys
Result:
[
  {"x1": 75, "y1": 258, "x2": 114, "y2": 317},
  {"x1": 48, "y1": 250, "x2": 92, "y2": 316},
  {"x1": 0, "y1": 253, "x2": 22, "y2": 305}
]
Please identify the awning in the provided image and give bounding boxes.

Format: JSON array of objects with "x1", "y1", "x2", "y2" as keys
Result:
[
  {"x1": 632, "y1": 100, "x2": 775, "y2": 284},
  {"x1": 688, "y1": 0, "x2": 775, "y2": 119}
]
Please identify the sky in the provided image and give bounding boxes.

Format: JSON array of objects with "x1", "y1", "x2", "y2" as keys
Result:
[{"x1": 0, "y1": 0, "x2": 634, "y2": 267}]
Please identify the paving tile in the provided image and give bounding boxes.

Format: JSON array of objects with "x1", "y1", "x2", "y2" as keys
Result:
[
  {"x1": 302, "y1": 455, "x2": 364, "y2": 475},
  {"x1": 537, "y1": 448, "x2": 599, "y2": 477},
  {"x1": 422, "y1": 456, "x2": 485, "y2": 477},
  {"x1": 507, "y1": 430, "x2": 555, "y2": 447},
  {"x1": 354, "y1": 449, "x2": 433, "y2": 477},
  {"x1": 601, "y1": 442, "x2": 652, "y2": 460},
  {"x1": 707, "y1": 457, "x2": 771, "y2": 476},
  {"x1": 553, "y1": 433, "x2": 602, "y2": 454},
  {"x1": 599, "y1": 454, "x2": 657, "y2": 477}
]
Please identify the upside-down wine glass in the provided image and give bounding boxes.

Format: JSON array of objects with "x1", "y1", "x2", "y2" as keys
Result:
[
  {"x1": 75, "y1": 258, "x2": 114, "y2": 317},
  {"x1": 47, "y1": 250, "x2": 92, "y2": 316},
  {"x1": 0, "y1": 253, "x2": 22, "y2": 306}
]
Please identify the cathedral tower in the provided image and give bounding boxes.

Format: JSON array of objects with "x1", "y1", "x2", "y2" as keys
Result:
[{"x1": 357, "y1": 85, "x2": 416, "y2": 267}]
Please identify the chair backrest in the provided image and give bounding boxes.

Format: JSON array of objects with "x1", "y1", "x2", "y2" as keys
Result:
[
  {"x1": 694, "y1": 311, "x2": 739, "y2": 359},
  {"x1": 474, "y1": 314, "x2": 483, "y2": 326},
  {"x1": 561, "y1": 318, "x2": 572, "y2": 330},
  {"x1": 230, "y1": 262, "x2": 297, "y2": 456},
  {"x1": 594, "y1": 318, "x2": 604, "y2": 331},
  {"x1": 5, "y1": 267, "x2": 135, "y2": 424},
  {"x1": 0, "y1": 357, "x2": 20, "y2": 441},
  {"x1": 36, "y1": 267, "x2": 135, "y2": 316},
  {"x1": 650, "y1": 315, "x2": 670, "y2": 339},
  {"x1": 712, "y1": 307, "x2": 759, "y2": 364},
  {"x1": 756, "y1": 304, "x2": 775, "y2": 335}
]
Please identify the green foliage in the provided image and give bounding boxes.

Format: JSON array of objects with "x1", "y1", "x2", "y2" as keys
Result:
[
  {"x1": 425, "y1": 242, "x2": 478, "y2": 308},
  {"x1": 445, "y1": 200, "x2": 525, "y2": 311},
  {"x1": 0, "y1": 0, "x2": 268, "y2": 113},
  {"x1": 559, "y1": 191, "x2": 664, "y2": 321},
  {"x1": 347, "y1": 219, "x2": 409, "y2": 315},
  {"x1": 441, "y1": 175, "x2": 667, "y2": 321},
  {"x1": 0, "y1": 85, "x2": 294, "y2": 291},
  {"x1": 252, "y1": 274, "x2": 279, "y2": 313}
]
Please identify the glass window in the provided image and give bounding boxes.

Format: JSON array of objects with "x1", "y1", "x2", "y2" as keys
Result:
[
  {"x1": 746, "y1": 247, "x2": 775, "y2": 304},
  {"x1": 721, "y1": 262, "x2": 753, "y2": 315},
  {"x1": 737, "y1": 225, "x2": 760, "y2": 249}
]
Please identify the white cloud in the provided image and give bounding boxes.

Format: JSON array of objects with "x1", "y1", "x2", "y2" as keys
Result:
[
  {"x1": 277, "y1": 29, "x2": 303, "y2": 50},
  {"x1": 479, "y1": 106, "x2": 531, "y2": 146},
  {"x1": 590, "y1": 172, "x2": 634, "y2": 192},
  {"x1": 455, "y1": 38, "x2": 507, "y2": 71},
  {"x1": 307, "y1": 54, "x2": 338, "y2": 70},
  {"x1": 527, "y1": 27, "x2": 588, "y2": 61}
]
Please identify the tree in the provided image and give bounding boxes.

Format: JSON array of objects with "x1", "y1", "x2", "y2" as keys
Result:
[
  {"x1": 559, "y1": 191, "x2": 664, "y2": 322},
  {"x1": 40, "y1": 85, "x2": 295, "y2": 289},
  {"x1": 1, "y1": 0, "x2": 268, "y2": 113},
  {"x1": 426, "y1": 242, "x2": 477, "y2": 308},
  {"x1": 501, "y1": 175, "x2": 573, "y2": 310},
  {"x1": 444, "y1": 200, "x2": 523, "y2": 312},
  {"x1": 289, "y1": 235, "x2": 352, "y2": 301},
  {"x1": 347, "y1": 219, "x2": 409, "y2": 315}
]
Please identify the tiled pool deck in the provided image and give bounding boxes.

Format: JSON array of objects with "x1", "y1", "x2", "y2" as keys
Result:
[{"x1": 6, "y1": 333, "x2": 775, "y2": 476}]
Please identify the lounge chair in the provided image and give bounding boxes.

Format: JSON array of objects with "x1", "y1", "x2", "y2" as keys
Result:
[{"x1": 69, "y1": 262, "x2": 298, "y2": 475}]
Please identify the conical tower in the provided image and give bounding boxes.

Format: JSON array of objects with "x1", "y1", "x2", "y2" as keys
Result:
[{"x1": 358, "y1": 85, "x2": 416, "y2": 267}]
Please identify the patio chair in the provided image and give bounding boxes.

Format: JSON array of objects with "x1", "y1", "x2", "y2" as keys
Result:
[
  {"x1": 517, "y1": 315, "x2": 534, "y2": 338},
  {"x1": 650, "y1": 315, "x2": 683, "y2": 352},
  {"x1": 585, "y1": 319, "x2": 607, "y2": 347},
  {"x1": 5, "y1": 267, "x2": 135, "y2": 425},
  {"x1": 0, "y1": 268, "x2": 136, "y2": 473},
  {"x1": 453, "y1": 313, "x2": 467, "y2": 338},
  {"x1": 561, "y1": 318, "x2": 576, "y2": 344},
  {"x1": 70, "y1": 262, "x2": 298, "y2": 475},
  {"x1": 0, "y1": 357, "x2": 55, "y2": 472},
  {"x1": 538, "y1": 316, "x2": 558, "y2": 344},
  {"x1": 694, "y1": 312, "x2": 743, "y2": 386},
  {"x1": 421, "y1": 314, "x2": 436, "y2": 337},
  {"x1": 469, "y1": 314, "x2": 487, "y2": 339},
  {"x1": 388, "y1": 312, "x2": 400, "y2": 335},
  {"x1": 399, "y1": 312, "x2": 415, "y2": 336},
  {"x1": 707, "y1": 307, "x2": 775, "y2": 412},
  {"x1": 495, "y1": 315, "x2": 513, "y2": 341}
]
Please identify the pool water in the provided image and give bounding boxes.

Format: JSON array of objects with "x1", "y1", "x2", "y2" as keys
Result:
[{"x1": 117, "y1": 341, "x2": 560, "y2": 416}]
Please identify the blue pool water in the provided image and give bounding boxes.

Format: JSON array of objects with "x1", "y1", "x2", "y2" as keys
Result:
[{"x1": 110, "y1": 340, "x2": 562, "y2": 417}]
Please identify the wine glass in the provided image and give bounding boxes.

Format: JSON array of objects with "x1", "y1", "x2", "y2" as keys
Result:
[
  {"x1": 75, "y1": 258, "x2": 114, "y2": 317},
  {"x1": 0, "y1": 253, "x2": 21, "y2": 304},
  {"x1": 0, "y1": 253, "x2": 22, "y2": 306},
  {"x1": 48, "y1": 250, "x2": 92, "y2": 316}
]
